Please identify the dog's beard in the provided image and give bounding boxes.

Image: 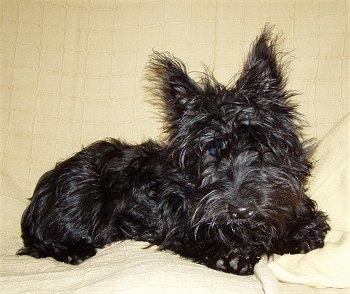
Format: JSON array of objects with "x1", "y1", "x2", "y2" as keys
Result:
[{"x1": 189, "y1": 183, "x2": 296, "y2": 245}]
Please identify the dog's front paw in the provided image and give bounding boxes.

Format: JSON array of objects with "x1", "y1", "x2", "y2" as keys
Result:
[
  {"x1": 215, "y1": 248, "x2": 261, "y2": 275},
  {"x1": 290, "y1": 228, "x2": 328, "y2": 254},
  {"x1": 286, "y1": 211, "x2": 330, "y2": 254},
  {"x1": 274, "y1": 213, "x2": 330, "y2": 255}
]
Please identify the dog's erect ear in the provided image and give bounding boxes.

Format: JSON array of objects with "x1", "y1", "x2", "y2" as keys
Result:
[
  {"x1": 235, "y1": 25, "x2": 288, "y2": 101},
  {"x1": 147, "y1": 51, "x2": 201, "y2": 113}
]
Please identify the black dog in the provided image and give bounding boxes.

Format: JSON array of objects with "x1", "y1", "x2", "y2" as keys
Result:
[{"x1": 18, "y1": 26, "x2": 330, "y2": 275}]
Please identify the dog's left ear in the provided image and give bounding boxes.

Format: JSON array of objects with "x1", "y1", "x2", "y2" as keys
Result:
[{"x1": 235, "y1": 26, "x2": 288, "y2": 101}]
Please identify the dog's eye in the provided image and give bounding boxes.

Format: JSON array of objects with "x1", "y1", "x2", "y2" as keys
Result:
[{"x1": 208, "y1": 146, "x2": 218, "y2": 156}]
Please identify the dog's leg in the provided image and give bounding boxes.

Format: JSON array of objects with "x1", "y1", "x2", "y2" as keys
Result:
[
  {"x1": 17, "y1": 239, "x2": 97, "y2": 265},
  {"x1": 204, "y1": 245, "x2": 262, "y2": 275},
  {"x1": 17, "y1": 139, "x2": 134, "y2": 264},
  {"x1": 165, "y1": 241, "x2": 263, "y2": 275},
  {"x1": 271, "y1": 197, "x2": 330, "y2": 255}
]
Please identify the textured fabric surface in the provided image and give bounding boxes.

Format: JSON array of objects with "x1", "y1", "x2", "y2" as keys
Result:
[
  {"x1": 1, "y1": 0, "x2": 349, "y2": 293},
  {"x1": 1, "y1": 241, "x2": 264, "y2": 294}
]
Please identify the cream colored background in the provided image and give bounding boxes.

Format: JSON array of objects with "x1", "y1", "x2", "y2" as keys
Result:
[{"x1": 0, "y1": 0, "x2": 349, "y2": 292}]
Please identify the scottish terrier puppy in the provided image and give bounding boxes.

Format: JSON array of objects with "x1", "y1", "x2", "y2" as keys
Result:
[{"x1": 18, "y1": 26, "x2": 329, "y2": 275}]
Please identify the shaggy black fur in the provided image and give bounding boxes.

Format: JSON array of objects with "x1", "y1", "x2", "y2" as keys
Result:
[{"x1": 18, "y1": 26, "x2": 330, "y2": 275}]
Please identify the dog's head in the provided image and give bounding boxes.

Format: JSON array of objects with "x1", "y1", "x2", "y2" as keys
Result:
[{"x1": 147, "y1": 26, "x2": 313, "y2": 239}]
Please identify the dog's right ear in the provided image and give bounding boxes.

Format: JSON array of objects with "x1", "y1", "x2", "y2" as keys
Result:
[{"x1": 147, "y1": 51, "x2": 201, "y2": 114}]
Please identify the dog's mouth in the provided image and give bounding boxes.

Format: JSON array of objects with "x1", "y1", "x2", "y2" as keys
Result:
[
  {"x1": 190, "y1": 186, "x2": 261, "y2": 227},
  {"x1": 190, "y1": 187, "x2": 297, "y2": 243}
]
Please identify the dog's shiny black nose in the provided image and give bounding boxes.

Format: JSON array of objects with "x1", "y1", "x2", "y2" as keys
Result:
[{"x1": 228, "y1": 203, "x2": 255, "y2": 219}]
